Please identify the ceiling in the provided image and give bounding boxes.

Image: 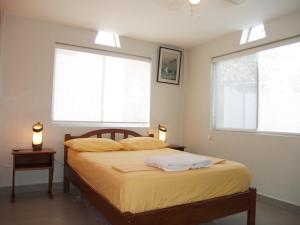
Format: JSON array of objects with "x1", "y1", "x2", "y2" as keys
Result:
[{"x1": 0, "y1": 0, "x2": 300, "y2": 48}]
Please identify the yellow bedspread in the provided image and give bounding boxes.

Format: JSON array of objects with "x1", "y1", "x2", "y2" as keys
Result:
[{"x1": 67, "y1": 148, "x2": 251, "y2": 213}]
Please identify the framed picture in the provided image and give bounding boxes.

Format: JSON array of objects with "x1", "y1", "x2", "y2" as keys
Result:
[{"x1": 157, "y1": 47, "x2": 182, "y2": 85}]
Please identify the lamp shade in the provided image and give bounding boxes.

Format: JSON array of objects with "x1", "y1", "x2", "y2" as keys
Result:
[
  {"x1": 158, "y1": 124, "x2": 167, "y2": 142},
  {"x1": 32, "y1": 122, "x2": 43, "y2": 150}
]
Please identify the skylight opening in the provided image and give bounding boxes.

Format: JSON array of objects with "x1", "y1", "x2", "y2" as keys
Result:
[
  {"x1": 95, "y1": 31, "x2": 121, "y2": 48},
  {"x1": 240, "y1": 28, "x2": 250, "y2": 45},
  {"x1": 240, "y1": 24, "x2": 266, "y2": 45}
]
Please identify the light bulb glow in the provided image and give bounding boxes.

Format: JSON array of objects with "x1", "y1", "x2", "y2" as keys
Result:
[
  {"x1": 189, "y1": 0, "x2": 201, "y2": 5},
  {"x1": 32, "y1": 122, "x2": 43, "y2": 150},
  {"x1": 158, "y1": 131, "x2": 166, "y2": 142},
  {"x1": 158, "y1": 124, "x2": 167, "y2": 142},
  {"x1": 32, "y1": 131, "x2": 43, "y2": 145}
]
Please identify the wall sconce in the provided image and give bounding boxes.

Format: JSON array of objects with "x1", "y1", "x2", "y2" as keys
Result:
[
  {"x1": 32, "y1": 122, "x2": 43, "y2": 151},
  {"x1": 158, "y1": 124, "x2": 167, "y2": 142}
]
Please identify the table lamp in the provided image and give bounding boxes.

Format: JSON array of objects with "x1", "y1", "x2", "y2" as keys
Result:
[{"x1": 32, "y1": 122, "x2": 43, "y2": 150}]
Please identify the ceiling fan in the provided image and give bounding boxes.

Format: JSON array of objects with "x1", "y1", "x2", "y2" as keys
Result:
[{"x1": 156, "y1": 0, "x2": 246, "y2": 16}]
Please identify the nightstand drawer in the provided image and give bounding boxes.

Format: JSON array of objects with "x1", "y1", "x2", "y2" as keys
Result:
[{"x1": 15, "y1": 154, "x2": 52, "y2": 170}]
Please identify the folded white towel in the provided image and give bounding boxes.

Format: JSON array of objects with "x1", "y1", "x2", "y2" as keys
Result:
[{"x1": 144, "y1": 153, "x2": 213, "y2": 172}]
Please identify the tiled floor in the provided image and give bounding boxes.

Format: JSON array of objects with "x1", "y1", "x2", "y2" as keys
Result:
[{"x1": 0, "y1": 189, "x2": 299, "y2": 225}]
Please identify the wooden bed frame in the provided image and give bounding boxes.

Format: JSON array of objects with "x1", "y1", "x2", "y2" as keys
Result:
[{"x1": 63, "y1": 128, "x2": 256, "y2": 225}]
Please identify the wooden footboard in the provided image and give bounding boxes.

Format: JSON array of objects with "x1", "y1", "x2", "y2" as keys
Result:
[{"x1": 64, "y1": 163, "x2": 256, "y2": 225}]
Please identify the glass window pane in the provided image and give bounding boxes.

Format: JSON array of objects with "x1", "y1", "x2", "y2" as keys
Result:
[
  {"x1": 258, "y1": 42, "x2": 300, "y2": 133},
  {"x1": 214, "y1": 54, "x2": 258, "y2": 130},
  {"x1": 248, "y1": 24, "x2": 266, "y2": 43}
]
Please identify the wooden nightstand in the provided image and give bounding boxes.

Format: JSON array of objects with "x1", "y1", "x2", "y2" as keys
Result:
[
  {"x1": 11, "y1": 148, "x2": 56, "y2": 202},
  {"x1": 167, "y1": 144, "x2": 186, "y2": 151}
]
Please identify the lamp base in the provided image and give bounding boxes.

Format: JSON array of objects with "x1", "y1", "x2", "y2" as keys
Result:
[{"x1": 32, "y1": 143, "x2": 43, "y2": 151}]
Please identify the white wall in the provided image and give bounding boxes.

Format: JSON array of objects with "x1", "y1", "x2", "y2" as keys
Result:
[
  {"x1": 0, "y1": 12, "x2": 6, "y2": 188},
  {"x1": 184, "y1": 11, "x2": 300, "y2": 206},
  {"x1": 0, "y1": 14, "x2": 186, "y2": 187}
]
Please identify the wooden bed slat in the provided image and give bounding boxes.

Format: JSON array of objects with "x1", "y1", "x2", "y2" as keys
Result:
[
  {"x1": 111, "y1": 132, "x2": 116, "y2": 140},
  {"x1": 67, "y1": 129, "x2": 143, "y2": 139}
]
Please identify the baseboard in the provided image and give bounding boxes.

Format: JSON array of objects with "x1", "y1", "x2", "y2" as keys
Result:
[
  {"x1": 257, "y1": 193, "x2": 300, "y2": 214},
  {"x1": 0, "y1": 182, "x2": 63, "y2": 196}
]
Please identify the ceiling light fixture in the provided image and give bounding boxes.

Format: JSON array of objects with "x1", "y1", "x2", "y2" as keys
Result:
[
  {"x1": 189, "y1": 0, "x2": 201, "y2": 5},
  {"x1": 162, "y1": 0, "x2": 245, "y2": 17}
]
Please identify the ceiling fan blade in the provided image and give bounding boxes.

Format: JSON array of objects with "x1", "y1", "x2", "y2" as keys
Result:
[
  {"x1": 168, "y1": 0, "x2": 186, "y2": 11},
  {"x1": 225, "y1": 0, "x2": 247, "y2": 5},
  {"x1": 193, "y1": 0, "x2": 244, "y2": 16},
  {"x1": 152, "y1": 0, "x2": 186, "y2": 11},
  {"x1": 199, "y1": 0, "x2": 232, "y2": 10}
]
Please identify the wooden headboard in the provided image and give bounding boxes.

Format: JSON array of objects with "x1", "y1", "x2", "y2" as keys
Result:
[{"x1": 64, "y1": 128, "x2": 151, "y2": 142}]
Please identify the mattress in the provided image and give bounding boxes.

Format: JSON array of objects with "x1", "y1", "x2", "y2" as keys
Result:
[{"x1": 67, "y1": 148, "x2": 251, "y2": 213}]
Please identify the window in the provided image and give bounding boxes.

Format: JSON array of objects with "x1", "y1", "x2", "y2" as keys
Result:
[
  {"x1": 95, "y1": 31, "x2": 121, "y2": 48},
  {"x1": 52, "y1": 45, "x2": 151, "y2": 127},
  {"x1": 240, "y1": 24, "x2": 266, "y2": 45},
  {"x1": 213, "y1": 39, "x2": 300, "y2": 134},
  {"x1": 214, "y1": 54, "x2": 258, "y2": 130}
]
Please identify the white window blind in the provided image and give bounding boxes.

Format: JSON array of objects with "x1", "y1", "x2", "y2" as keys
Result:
[
  {"x1": 213, "y1": 38, "x2": 300, "y2": 134},
  {"x1": 258, "y1": 42, "x2": 300, "y2": 133},
  {"x1": 52, "y1": 46, "x2": 151, "y2": 127},
  {"x1": 214, "y1": 54, "x2": 258, "y2": 130}
]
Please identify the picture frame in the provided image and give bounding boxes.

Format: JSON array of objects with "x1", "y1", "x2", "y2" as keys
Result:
[{"x1": 157, "y1": 47, "x2": 182, "y2": 85}]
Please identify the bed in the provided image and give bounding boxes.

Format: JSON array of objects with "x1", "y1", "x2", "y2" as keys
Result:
[{"x1": 63, "y1": 129, "x2": 256, "y2": 225}]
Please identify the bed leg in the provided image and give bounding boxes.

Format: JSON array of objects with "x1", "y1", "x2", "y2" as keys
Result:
[
  {"x1": 63, "y1": 176, "x2": 70, "y2": 193},
  {"x1": 247, "y1": 190, "x2": 256, "y2": 225},
  {"x1": 247, "y1": 208, "x2": 256, "y2": 225}
]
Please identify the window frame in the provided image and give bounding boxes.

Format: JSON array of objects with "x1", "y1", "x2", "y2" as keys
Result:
[
  {"x1": 211, "y1": 36, "x2": 300, "y2": 136},
  {"x1": 51, "y1": 43, "x2": 152, "y2": 128}
]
